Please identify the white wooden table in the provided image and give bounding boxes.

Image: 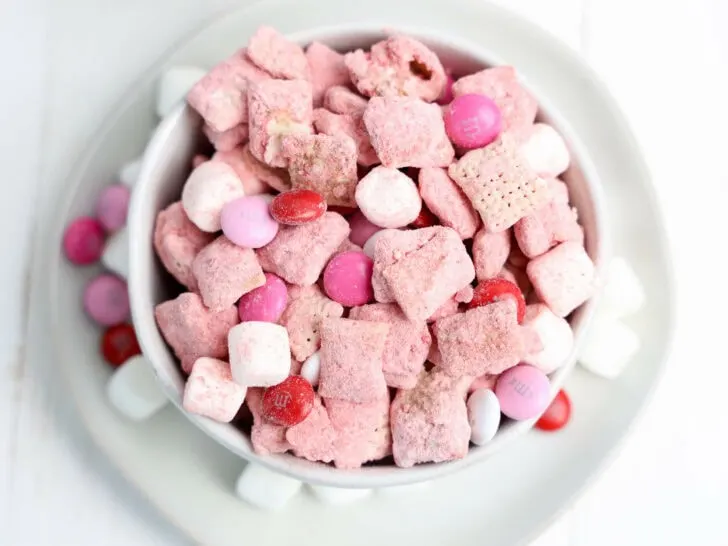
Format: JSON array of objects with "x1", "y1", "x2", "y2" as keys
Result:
[{"x1": 1, "y1": 0, "x2": 725, "y2": 544}]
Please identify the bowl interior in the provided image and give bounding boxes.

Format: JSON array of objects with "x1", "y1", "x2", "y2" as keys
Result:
[{"x1": 129, "y1": 25, "x2": 609, "y2": 489}]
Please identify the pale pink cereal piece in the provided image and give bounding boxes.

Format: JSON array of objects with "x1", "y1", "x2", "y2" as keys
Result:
[
  {"x1": 452, "y1": 66, "x2": 538, "y2": 139},
  {"x1": 427, "y1": 334, "x2": 442, "y2": 365},
  {"x1": 183, "y1": 357, "x2": 246, "y2": 422},
  {"x1": 191, "y1": 236, "x2": 266, "y2": 311},
  {"x1": 324, "y1": 85, "x2": 368, "y2": 115},
  {"x1": 246, "y1": 387, "x2": 291, "y2": 455},
  {"x1": 454, "y1": 284, "x2": 474, "y2": 303},
  {"x1": 213, "y1": 147, "x2": 269, "y2": 195},
  {"x1": 203, "y1": 123, "x2": 249, "y2": 152},
  {"x1": 248, "y1": 79, "x2": 313, "y2": 168},
  {"x1": 344, "y1": 35, "x2": 446, "y2": 102},
  {"x1": 526, "y1": 241, "x2": 595, "y2": 317},
  {"x1": 192, "y1": 155, "x2": 208, "y2": 168},
  {"x1": 434, "y1": 300, "x2": 526, "y2": 377},
  {"x1": 364, "y1": 96, "x2": 454, "y2": 168},
  {"x1": 326, "y1": 391, "x2": 392, "y2": 469},
  {"x1": 279, "y1": 284, "x2": 344, "y2": 361},
  {"x1": 418, "y1": 167, "x2": 480, "y2": 239},
  {"x1": 349, "y1": 303, "x2": 431, "y2": 389},
  {"x1": 390, "y1": 370, "x2": 471, "y2": 468},
  {"x1": 426, "y1": 297, "x2": 461, "y2": 323},
  {"x1": 281, "y1": 133, "x2": 358, "y2": 207},
  {"x1": 514, "y1": 199, "x2": 584, "y2": 258},
  {"x1": 153, "y1": 201, "x2": 215, "y2": 291},
  {"x1": 318, "y1": 317, "x2": 389, "y2": 403},
  {"x1": 334, "y1": 238, "x2": 363, "y2": 256},
  {"x1": 154, "y1": 292, "x2": 239, "y2": 373},
  {"x1": 498, "y1": 265, "x2": 532, "y2": 296},
  {"x1": 285, "y1": 396, "x2": 337, "y2": 463},
  {"x1": 256, "y1": 212, "x2": 350, "y2": 286},
  {"x1": 241, "y1": 143, "x2": 291, "y2": 192},
  {"x1": 381, "y1": 227, "x2": 475, "y2": 322},
  {"x1": 549, "y1": 178, "x2": 570, "y2": 204},
  {"x1": 306, "y1": 42, "x2": 350, "y2": 106},
  {"x1": 313, "y1": 108, "x2": 379, "y2": 167},
  {"x1": 448, "y1": 134, "x2": 551, "y2": 232},
  {"x1": 187, "y1": 49, "x2": 271, "y2": 132},
  {"x1": 289, "y1": 358, "x2": 303, "y2": 375},
  {"x1": 468, "y1": 373, "x2": 497, "y2": 393},
  {"x1": 508, "y1": 236, "x2": 529, "y2": 268},
  {"x1": 472, "y1": 227, "x2": 511, "y2": 280},
  {"x1": 247, "y1": 26, "x2": 310, "y2": 81}
]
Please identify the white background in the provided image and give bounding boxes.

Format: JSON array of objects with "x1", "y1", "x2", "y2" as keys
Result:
[{"x1": 1, "y1": 0, "x2": 727, "y2": 544}]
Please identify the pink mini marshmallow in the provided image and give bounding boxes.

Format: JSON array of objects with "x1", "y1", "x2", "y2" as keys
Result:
[
  {"x1": 472, "y1": 227, "x2": 511, "y2": 280},
  {"x1": 323, "y1": 85, "x2": 368, "y2": 115},
  {"x1": 521, "y1": 303, "x2": 574, "y2": 373},
  {"x1": 247, "y1": 26, "x2": 310, "y2": 81},
  {"x1": 183, "y1": 357, "x2": 246, "y2": 423},
  {"x1": 418, "y1": 167, "x2": 480, "y2": 239},
  {"x1": 306, "y1": 42, "x2": 350, "y2": 106},
  {"x1": 246, "y1": 387, "x2": 291, "y2": 455},
  {"x1": 313, "y1": 108, "x2": 379, "y2": 167},
  {"x1": 212, "y1": 147, "x2": 270, "y2": 195},
  {"x1": 286, "y1": 396, "x2": 337, "y2": 463},
  {"x1": 520, "y1": 123, "x2": 570, "y2": 177},
  {"x1": 241, "y1": 143, "x2": 291, "y2": 192},
  {"x1": 355, "y1": 167, "x2": 422, "y2": 228},
  {"x1": 203, "y1": 123, "x2": 249, "y2": 152},
  {"x1": 364, "y1": 96, "x2": 454, "y2": 168},
  {"x1": 514, "y1": 199, "x2": 584, "y2": 258},
  {"x1": 181, "y1": 160, "x2": 246, "y2": 232}
]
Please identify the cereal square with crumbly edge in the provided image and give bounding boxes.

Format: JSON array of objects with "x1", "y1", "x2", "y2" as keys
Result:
[
  {"x1": 313, "y1": 108, "x2": 379, "y2": 167},
  {"x1": 241, "y1": 143, "x2": 291, "y2": 192},
  {"x1": 285, "y1": 396, "x2": 337, "y2": 463},
  {"x1": 212, "y1": 147, "x2": 269, "y2": 196},
  {"x1": 183, "y1": 357, "x2": 246, "y2": 423},
  {"x1": 203, "y1": 123, "x2": 249, "y2": 152},
  {"x1": 247, "y1": 26, "x2": 310, "y2": 81},
  {"x1": 472, "y1": 227, "x2": 512, "y2": 280},
  {"x1": 324, "y1": 85, "x2": 368, "y2": 115},
  {"x1": 305, "y1": 42, "x2": 350, "y2": 106},
  {"x1": 318, "y1": 317, "x2": 389, "y2": 403},
  {"x1": 419, "y1": 167, "x2": 480, "y2": 239},
  {"x1": 514, "y1": 198, "x2": 584, "y2": 258},
  {"x1": 245, "y1": 388, "x2": 292, "y2": 455}
]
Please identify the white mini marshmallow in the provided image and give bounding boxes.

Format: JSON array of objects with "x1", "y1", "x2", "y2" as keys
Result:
[
  {"x1": 307, "y1": 484, "x2": 373, "y2": 505},
  {"x1": 235, "y1": 463, "x2": 302, "y2": 511},
  {"x1": 182, "y1": 357, "x2": 247, "y2": 423},
  {"x1": 106, "y1": 355, "x2": 168, "y2": 421},
  {"x1": 300, "y1": 351, "x2": 321, "y2": 386},
  {"x1": 376, "y1": 481, "x2": 433, "y2": 497},
  {"x1": 467, "y1": 388, "x2": 501, "y2": 446},
  {"x1": 119, "y1": 157, "x2": 142, "y2": 187},
  {"x1": 181, "y1": 160, "x2": 245, "y2": 232},
  {"x1": 355, "y1": 167, "x2": 422, "y2": 228},
  {"x1": 522, "y1": 303, "x2": 574, "y2": 373},
  {"x1": 228, "y1": 322, "x2": 290, "y2": 387},
  {"x1": 600, "y1": 256, "x2": 646, "y2": 318},
  {"x1": 156, "y1": 66, "x2": 207, "y2": 118},
  {"x1": 520, "y1": 123, "x2": 570, "y2": 178},
  {"x1": 578, "y1": 315, "x2": 641, "y2": 379},
  {"x1": 101, "y1": 227, "x2": 129, "y2": 279},
  {"x1": 362, "y1": 228, "x2": 400, "y2": 259}
]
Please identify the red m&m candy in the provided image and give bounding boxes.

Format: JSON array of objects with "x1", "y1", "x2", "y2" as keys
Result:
[
  {"x1": 262, "y1": 376, "x2": 315, "y2": 426},
  {"x1": 535, "y1": 389, "x2": 572, "y2": 432},
  {"x1": 270, "y1": 189, "x2": 327, "y2": 226},
  {"x1": 101, "y1": 323, "x2": 141, "y2": 367},
  {"x1": 468, "y1": 278, "x2": 526, "y2": 323}
]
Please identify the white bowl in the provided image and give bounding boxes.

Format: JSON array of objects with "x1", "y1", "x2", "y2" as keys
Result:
[{"x1": 128, "y1": 25, "x2": 610, "y2": 489}]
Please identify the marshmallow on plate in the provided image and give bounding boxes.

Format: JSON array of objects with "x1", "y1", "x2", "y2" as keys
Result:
[
  {"x1": 355, "y1": 167, "x2": 422, "y2": 228},
  {"x1": 181, "y1": 160, "x2": 246, "y2": 232},
  {"x1": 183, "y1": 357, "x2": 247, "y2": 422},
  {"x1": 599, "y1": 256, "x2": 646, "y2": 318},
  {"x1": 521, "y1": 303, "x2": 574, "y2": 373},
  {"x1": 106, "y1": 355, "x2": 168, "y2": 421},
  {"x1": 235, "y1": 463, "x2": 302, "y2": 511},
  {"x1": 578, "y1": 314, "x2": 641, "y2": 379},
  {"x1": 156, "y1": 66, "x2": 207, "y2": 118},
  {"x1": 118, "y1": 157, "x2": 142, "y2": 187},
  {"x1": 308, "y1": 485, "x2": 373, "y2": 505},
  {"x1": 228, "y1": 322, "x2": 290, "y2": 387},
  {"x1": 101, "y1": 227, "x2": 129, "y2": 279}
]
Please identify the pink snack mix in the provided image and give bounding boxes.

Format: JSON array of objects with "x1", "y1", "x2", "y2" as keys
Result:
[
  {"x1": 323, "y1": 85, "x2": 368, "y2": 115},
  {"x1": 203, "y1": 123, "x2": 249, "y2": 152},
  {"x1": 418, "y1": 167, "x2": 480, "y2": 239},
  {"x1": 213, "y1": 147, "x2": 270, "y2": 195},
  {"x1": 183, "y1": 357, "x2": 246, "y2": 423},
  {"x1": 241, "y1": 143, "x2": 291, "y2": 193},
  {"x1": 514, "y1": 198, "x2": 584, "y2": 258},
  {"x1": 306, "y1": 42, "x2": 350, "y2": 106},
  {"x1": 472, "y1": 227, "x2": 511, "y2": 280},
  {"x1": 285, "y1": 396, "x2": 337, "y2": 463},
  {"x1": 247, "y1": 26, "x2": 311, "y2": 81},
  {"x1": 313, "y1": 108, "x2": 379, "y2": 167},
  {"x1": 246, "y1": 387, "x2": 291, "y2": 455}
]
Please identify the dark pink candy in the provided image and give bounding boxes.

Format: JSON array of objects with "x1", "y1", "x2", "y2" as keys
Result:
[
  {"x1": 63, "y1": 216, "x2": 105, "y2": 265},
  {"x1": 238, "y1": 272, "x2": 288, "y2": 322},
  {"x1": 444, "y1": 93, "x2": 502, "y2": 150},
  {"x1": 323, "y1": 251, "x2": 374, "y2": 307}
]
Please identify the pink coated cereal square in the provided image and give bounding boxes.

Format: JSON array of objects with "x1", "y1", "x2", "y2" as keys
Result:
[
  {"x1": 187, "y1": 49, "x2": 271, "y2": 132},
  {"x1": 154, "y1": 292, "x2": 239, "y2": 373},
  {"x1": 426, "y1": 297, "x2": 461, "y2": 323},
  {"x1": 203, "y1": 123, "x2": 249, "y2": 152},
  {"x1": 246, "y1": 388, "x2": 291, "y2": 455},
  {"x1": 455, "y1": 284, "x2": 474, "y2": 303},
  {"x1": 247, "y1": 26, "x2": 310, "y2": 81},
  {"x1": 472, "y1": 227, "x2": 511, "y2": 280},
  {"x1": 324, "y1": 85, "x2": 368, "y2": 115},
  {"x1": 247, "y1": 79, "x2": 314, "y2": 168},
  {"x1": 364, "y1": 96, "x2": 454, "y2": 168},
  {"x1": 153, "y1": 201, "x2": 215, "y2": 291},
  {"x1": 191, "y1": 236, "x2": 265, "y2": 311},
  {"x1": 418, "y1": 167, "x2": 480, "y2": 239},
  {"x1": 281, "y1": 133, "x2": 359, "y2": 207},
  {"x1": 468, "y1": 373, "x2": 497, "y2": 394},
  {"x1": 326, "y1": 391, "x2": 392, "y2": 469},
  {"x1": 526, "y1": 241, "x2": 595, "y2": 317},
  {"x1": 344, "y1": 35, "x2": 447, "y2": 102},
  {"x1": 241, "y1": 143, "x2": 291, "y2": 192},
  {"x1": 514, "y1": 199, "x2": 584, "y2": 258},
  {"x1": 256, "y1": 211, "x2": 350, "y2": 286},
  {"x1": 334, "y1": 238, "x2": 363, "y2": 256},
  {"x1": 390, "y1": 370, "x2": 471, "y2": 468},
  {"x1": 318, "y1": 317, "x2": 389, "y2": 403},
  {"x1": 285, "y1": 396, "x2": 337, "y2": 463},
  {"x1": 349, "y1": 303, "x2": 431, "y2": 389},
  {"x1": 212, "y1": 147, "x2": 270, "y2": 195},
  {"x1": 305, "y1": 42, "x2": 350, "y2": 106},
  {"x1": 183, "y1": 357, "x2": 246, "y2": 423},
  {"x1": 279, "y1": 284, "x2": 344, "y2": 362},
  {"x1": 448, "y1": 134, "x2": 551, "y2": 232},
  {"x1": 433, "y1": 300, "x2": 526, "y2": 377},
  {"x1": 313, "y1": 108, "x2": 379, "y2": 167}
]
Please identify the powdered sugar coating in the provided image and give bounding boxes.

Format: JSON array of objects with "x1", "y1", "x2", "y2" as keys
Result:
[
  {"x1": 418, "y1": 167, "x2": 480, "y2": 239},
  {"x1": 306, "y1": 42, "x2": 350, "y2": 106},
  {"x1": 212, "y1": 147, "x2": 270, "y2": 195},
  {"x1": 246, "y1": 387, "x2": 291, "y2": 455},
  {"x1": 285, "y1": 396, "x2": 337, "y2": 463},
  {"x1": 183, "y1": 357, "x2": 246, "y2": 422},
  {"x1": 313, "y1": 108, "x2": 379, "y2": 167},
  {"x1": 181, "y1": 160, "x2": 246, "y2": 232},
  {"x1": 514, "y1": 198, "x2": 584, "y2": 258},
  {"x1": 323, "y1": 85, "x2": 368, "y2": 115},
  {"x1": 247, "y1": 26, "x2": 310, "y2": 81},
  {"x1": 203, "y1": 123, "x2": 249, "y2": 152},
  {"x1": 472, "y1": 227, "x2": 511, "y2": 280}
]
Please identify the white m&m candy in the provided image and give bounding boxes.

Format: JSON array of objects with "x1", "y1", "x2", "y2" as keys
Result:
[
  {"x1": 300, "y1": 351, "x2": 321, "y2": 386},
  {"x1": 467, "y1": 389, "x2": 501, "y2": 445},
  {"x1": 182, "y1": 160, "x2": 245, "y2": 232}
]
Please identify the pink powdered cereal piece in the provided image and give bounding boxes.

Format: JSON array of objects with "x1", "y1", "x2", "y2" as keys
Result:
[
  {"x1": 364, "y1": 96, "x2": 454, "y2": 168},
  {"x1": 306, "y1": 42, "x2": 350, "y2": 107},
  {"x1": 191, "y1": 236, "x2": 266, "y2": 311},
  {"x1": 281, "y1": 133, "x2": 358, "y2": 207},
  {"x1": 247, "y1": 79, "x2": 313, "y2": 168},
  {"x1": 153, "y1": 201, "x2": 215, "y2": 291},
  {"x1": 426, "y1": 297, "x2": 461, "y2": 323},
  {"x1": 154, "y1": 292, "x2": 239, "y2": 373},
  {"x1": 472, "y1": 227, "x2": 511, "y2": 280},
  {"x1": 247, "y1": 26, "x2": 310, "y2": 81},
  {"x1": 390, "y1": 370, "x2": 471, "y2": 468},
  {"x1": 418, "y1": 167, "x2": 480, "y2": 239},
  {"x1": 514, "y1": 199, "x2": 584, "y2": 258},
  {"x1": 334, "y1": 238, "x2": 363, "y2": 256},
  {"x1": 344, "y1": 35, "x2": 447, "y2": 102},
  {"x1": 349, "y1": 303, "x2": 431, "y2": 389},
  {"x1": 526, "y1": 241, "x2": 595, "y2": 317},
  {"x1": 203, "y1": 123, "x2": 249, "y2": 152},
  {"x1": 183, "y1": 357, "x2": 246, "y2": 423},
  {"x1": 452, "y1": 66, "x2": 538, "y2": 139},
  {"x1": 313, "y1": 108, "x2": 379, "y2": 167},
  {"x1": 241, "y1": 143, "x2": 291, "y2": 192},
  {"x1": 246, "y1": 387, "x2": 291, "y2": 455},
  {"x1": 498, "y1": 265, "x2": 532, "y2": 296},
  {"x1": 279, "y1": 284, "x2": 344, "y2": 362},
  {"x1": 187, "y1": 49, "x2": 271, "y2": 132},
  {"x1": 448, "y1": 134, "x2": 551, "y2": 232},
  {"x1": 468, "y1": 374, "x2": 497, "y2": 394},
  {"x1": 326, "y1": 391, "x2": 392, "y2": 469},
  {"x1": 455, "y1": 284, "x2": 474, "y2": 303},
  {"x1": 192, "y1": 155, "x2": 208, "y2": 168},
  {"x1": 318, "y1": 317, "x2": 389, "y2": 403},
  {"x1": 285, "y1": 396, "x2": 337, "y2": 463},
  {"x1": 433, "y1": 300, "x2": 526, "y2": 377},
  {"x1": 256, "y1": 211, "x2": 350, "y2": 286},
  {"x1": 324, "y1": 86, "x2": 368, "y2": 115},
  {"x1": 213, "y1": 147, "x2": 270, "y2": 195}
]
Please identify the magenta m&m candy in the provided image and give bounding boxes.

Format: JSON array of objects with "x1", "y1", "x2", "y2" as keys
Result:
[
  {"x1": 323, "y1": 251, "x2": 374, "y2": 307},
  {"x1": 238, "y1": 272, "x2": 288, "y2": 323},
  {"x1": 83, "y1": 274, "x2": 130, "y2": 326},
  {"x1": 495, "y1": 364, "x2": 550, "y2": 420},
  {"x1": 96, "y1": 184, "x2": 131, "y2": 232},
  {"x1": 444, "y1": 93, "x2": 502, "y2": 150},
  {"x1": 63, "y1": 217, "x2": 105, "y2": 265},
  {"x1": 220, "y1": 195, "x2": 279, "y2": 249}
]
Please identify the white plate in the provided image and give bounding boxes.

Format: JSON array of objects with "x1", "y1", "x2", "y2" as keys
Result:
[{"x1": 33, "y1": 0, "x2": 675, "y2": 545}]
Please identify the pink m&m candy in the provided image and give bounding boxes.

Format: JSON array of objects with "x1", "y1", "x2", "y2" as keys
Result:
[
  {"x1": 444, "y1": 93, "x2": 502, "y2": 150},
  {"x1": 63, "y1": 217, "x2": 105, "y2": 265},
  {"x1": 436, "y1": 71, "x2": 455, "y2": 105},
  {"x1": 96, "y1": 184, "x2": 131, "y2": 232},
  {"x1": 238, "y1": 272, "x2": 288, "y2": 323},
  {"x1": 323, "y1": 251, "x2": 374, "y2": 307},
  {"x1": 83, "y1": 274, "x2": 130, "y2": 326},
  {"x1": 220, "y1": 195, "x2": 279, "y2": 249},
  {"x1": 495, "y1": 364, "x2": 550, "y2": 420},
  {"x1": 348, "y1": 211, "x2": 383, "y2": 247}
]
